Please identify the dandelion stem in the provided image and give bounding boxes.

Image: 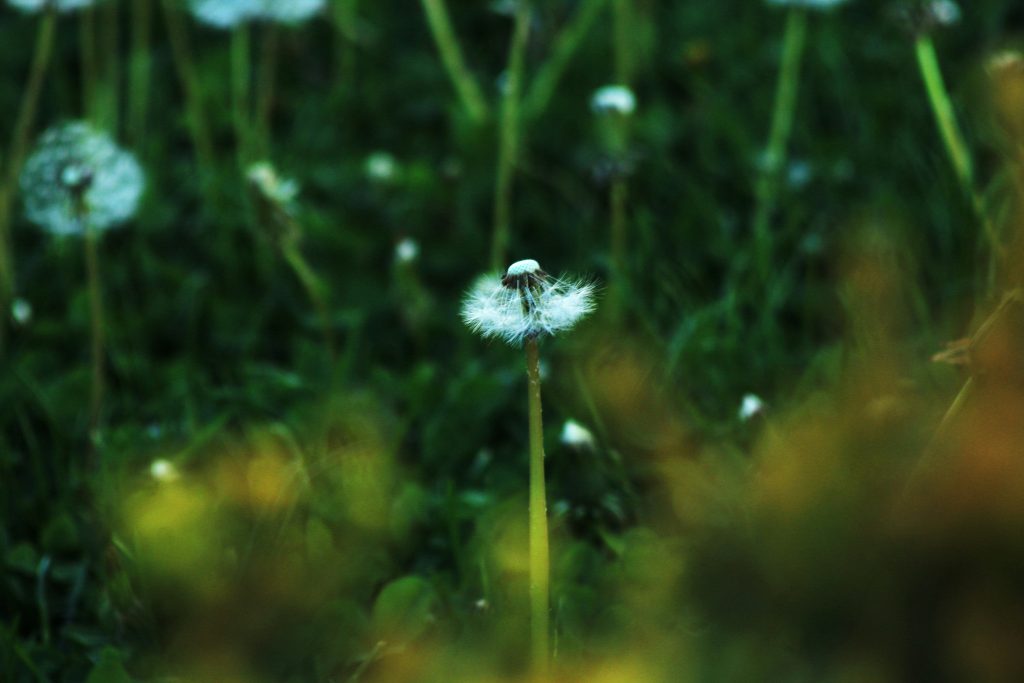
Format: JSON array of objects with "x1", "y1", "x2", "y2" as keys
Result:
[
  {"x1": 524, "y1": 0, "x2": 608, "y2": 118},
  {"x1": 0, "y1": 8, "x2": 57, "y2": 349},
  {"x1": 80, "y1": 5, "x2": 98, "y2": 121},
  {"x1": 162, "y1": 0, "x2": 217, "y2": 197},
  {"x1": 128, "y1": 0, "x2": 153, "y2": 148},
  {"x1": 752, "y1": 6, "x2": 807, "y2": 284},
  {"x1": 84, "y1": 220, "x2": 106, "y2": 442},
  {"x1": 256, "y1": 24, "x2": 280, "y2": 160},
  {"x1": 490, "y1": 1, "x2": 530, "y2": 270},
  {"x1": 98, "y1": 0, "x2": 120, "y2": 130},
  {"x1": 613, "y1": 0, "x2": 633, "y2": 85},
  {"x1": 524, "y1": 337, "x2": 550, "y2": 676},
  {"x1": 282, "y1": 242, "x2": 335, "y2": 361},
  {"x1": 610, "y1": 177, "x2": 628, "y2": 298},
  {"x1": 914, "y1": 34, "x2": 1003, "y2": 285},
  {"x1": 420, "y1": 0, "x2": 490, "y2": 125},
  {"x1": 332, "y1": 0, "x2": 359, "y2": 87},
  {"x1": 231, "y1": 24, "x2": 254, "y2": 170}
]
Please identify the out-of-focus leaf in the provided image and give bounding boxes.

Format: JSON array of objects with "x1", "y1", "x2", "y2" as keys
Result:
[
  {"x1": 371, "y1": 576, "x2": 437, "y2": 646},
  {"x1": 85, "y1": 647, "x2": 132, "y2": 683}
]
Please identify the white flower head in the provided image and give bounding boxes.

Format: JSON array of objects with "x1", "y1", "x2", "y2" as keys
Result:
[
  {"x1": 927, "y1": 0, "x2": 960, "y2": 26},
  {"x1": 10, "y1": 298, "x2": 32, "y2": 326},
  {"x1": 395, "y1": 237, "x2": 419, "y2": 264},
  {"x1": 461, "y1": 259, "x2": 596, "y2": 346},
  {"x1": 739, "y1": 393, "x2": 766, "y2": 421},
  {"x1": 20, "y1": 121, "x2": 144, "y2": 236},
  {"x1": 766, "y1": 0, "x2": 848, "y2": 9},
  {"x1": 188, "y1": 0, "x2": 323, "y2": 27},
  {"x1": 560, "y1": 419, "x2": 596, "y2": 449},
  {"x1": 591, "y1": 85, "x2": 636, "y2": 116},
  {"x1": 6, "y1": 0, "x2": 94, "y2": 12},
  {"x1": 365, "y1": 151, "x2": 398, "y2": 182},
  {"x1": 150, "y1": 458, "x2": 181, "y2": 483},
  {"x1": 247, "y1": 160, "x2": 299, "y2": 207}
]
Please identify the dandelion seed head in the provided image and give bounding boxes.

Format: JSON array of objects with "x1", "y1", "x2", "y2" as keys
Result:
[
  {"x1": 395, "y1": 238, "x2": 419, "y2": 264},
  {"x1": 150, "y1": 459, "x2": 180, "y2": 483},
  {"x1": 461, "y1": 260, "x2": 596, "y2": 346},
  {"x1": 561, "y1": 419, "x2": 596, "y2": 449},
  {"x1": 591, "y1": 85, "x2": 636, "y2": 116},
  {"x1": 188, "y1": 0, "x2": 323, "y2": 27},
  {"x1": 365, "y1": 151, "x2": 398, "y2": 182},
  {"x1": 247, "y1": 160, "x2": 299, "y2": 206},
  {"x1": 928, "y1": 0, "x2": 960, "y2": 26},
  {"x1": 739, "y1": 394, "x2": 766, "y2": 421},
  {"x1": 10, "y1": 298, "x2": 32, "y2": 326},
  {"x1": 20, "y1": 121, "x2": 144, "y2": 237},
  {"x1": 6, "y1": 0, "x2": 95, "y2": 13}
]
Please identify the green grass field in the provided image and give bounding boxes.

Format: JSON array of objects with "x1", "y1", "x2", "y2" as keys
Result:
[{"x1": 4, "y1": 1, "x2": 1024, "y2": 681}]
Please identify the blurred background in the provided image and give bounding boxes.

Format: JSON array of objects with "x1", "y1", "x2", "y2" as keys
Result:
[{"x1": 4, "y1": 0, "x2": 1024, "y2": 680}]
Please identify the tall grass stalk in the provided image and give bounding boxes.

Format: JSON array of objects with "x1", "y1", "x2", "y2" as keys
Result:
[
  {"x1": 420, "y1": 0, "x2": 489, "y2": 125},
  {"x1": 524, "y1": 337, "x2": 550, "y2": 676},
  {"x1": 231, "y1": 25, "x2": 254, "y2": 170},
  {"x1": 490, "y1": 1, "x2": 530, "y2": 270},
  {"x1": 0, "y1": 8, "x2": 57, "y2": 352},
  {"x1": 80, "y1": 6, "x2": 98, "y2": 121},
  {"x1": 256, "y1": 26, "x2": 280, "y2": 160},
  {"x1": 914, "y1": 34, "x2": 1003, "y2": 282},
  {"x1": 128, "y1": 0, "x2": 153, "y2": 147},
  {"x1": 282, "y1": 242, "x2": 335, "y2": 362},
  {"x1": 613, "y1": 0, "x2": 633, "y2": 84},
  {"x1": 332, "y1": 0, "x2": 359, "y2": 87},
  {"x1": 161, "y1": 0, "x2": 217, "y2": 197},
  {"x1": 524, "y1": 0, "x2": 607, "y2": 118},
  {"x1": 98, "y1": 0, "x2": 120, "y2": 129},
  {"x1": 83, "y1": 219, "x2": 106, "y2": 443},
  {"x1": 752, "y1": 7, "x2": 807, "y2": 283}
]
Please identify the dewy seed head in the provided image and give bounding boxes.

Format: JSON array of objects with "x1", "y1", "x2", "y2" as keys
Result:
[{"x1": 502, "y1": 259, "x2": 548, "y2": 291}]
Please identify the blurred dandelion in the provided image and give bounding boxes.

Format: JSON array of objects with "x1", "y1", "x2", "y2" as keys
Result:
[
  {"x1": 365, "y1": 151, "x2": 398, "y2": 183},
  {"x1": 766, "y1": 0, "x2": 848, "y2": 8},
  {"x1": 395, "y1": 237, "x2": 419, "y2": 264},
  {"x1": 20, "y1": 121, "x2": 144, "y2": 237},
  {"x1": 150, "y1": 459, "x2": 181, "y2": 483},
  {"x1": 20, "y1": 121, "x2": 143, "y2": 440},
  {"x1": 739, "y1": 393, "x2": 766, "y2": 421},
  {"x1": 188, "y1": 0, "x2": 325, "y2": 27},
  {"x1": 5, "y1": 0, "x2": 94, "y2": 13},
  {"x1": 462, "y1": 258, "x2": 596, "y2": 675},
  {"x1": 590, "y1": 84, "x2": 636, "y2": 116},
  {"x1": 560, "y1": 419, "x2": 596, "y2": 449},
  {"x1": 247, "y1": 159, "x2": 299, "y2": 209},
  {"x1": 10, "y1": 298, "x2": 31, "y2": 326}
]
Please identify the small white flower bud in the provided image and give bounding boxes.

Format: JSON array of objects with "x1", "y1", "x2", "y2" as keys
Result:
[
  {"x1": 591, "y1": 85, "x2": 636, "y2": 116},
  {"x1": 150, "y1": 459, "x2": 180, "y2": 483},
  {"x1": 395, "y1": 238, "x2": 419, "y2": 264},
  {"x1": 739, "y1": 394, "x2": 766, "y2": 421},
  {"x1": 10, "y1": 299, "x2": 32, "y2": 326},
  {"x1": 560, "y1": 420, "x2": 596, "y2": 449},
  {"x1": 365, "y1": 152, "x2": 398, "y2": 182}
]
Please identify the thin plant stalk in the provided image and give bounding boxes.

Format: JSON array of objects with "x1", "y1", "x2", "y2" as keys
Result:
[
  {"x1": 281, "y1": 241, "x2": 335, "y2": 361},
  {"x1": 420, "y1": 0, "x2": 489, "y2": 125},
  {"x1": 524, "y1": 0, "x2": 608, "y2": 118},
  {"x1": 98, "y1": 0, "x2": 120, "y2": 129},
  {"x1": 128, "y1": 0, "x2": 153, "y2": 147},
  {"x1": 914, "y1": 34, "x2": 1003, "y2": 281},
  {"x1": 524, "y1": 337, "x2": 550, "y2": 676},
  {"x1": 751, "y1": 7, "x2": 807, "y2": 283},
  {"x1": 490, "y1": 1, "x2": 530, "y2": 270},
  {"x1": 161, "y1": 0, "x2": 217, "y2": 194},
  {"x1": 80, "y1": 6, "x2": 98, "y2": 121},
  {"x1": 255, "y1": 25, "x2": 280, "y2": 160},
  {"x1": 332, "y1": 0, "x2": 359, "y2": 87},
  {"x1": 610, "y1": 176, "x2": 628, "y2": 290},
  {"x1": 612, "y1": 0, "x2": 633, "y2": 84},
  {"x1": 231, "y1": 24, "x2": 253, "y2": 170},
  {"x1": 83, "y1": 219, "x2": 106, "y2": 442},
  {"x1": 0, "y1": 8, "x2": 57, "y2": 351}
]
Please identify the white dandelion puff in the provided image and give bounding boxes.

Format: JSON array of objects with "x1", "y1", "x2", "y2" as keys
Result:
[
  {"x1": 461, "y1": 259, "x2": 596, "y2": 346},
  {"x1": 395, "y1": 237, "x2": 419, "y2": 264},
  {"x1": 560, "y1": 419, "x2": 596, "y2": 449},
  {"x1": 188, "y1": 0, "x2": 324, "y2": 27},
  {"x1": 20, "y1": 121, "x2": 144, "y2": 236},
  {"x1": 927, "y1": 0, "x2": 960, "y2": 26},
  {"x1": 10, "y1": 298, "x2": 32, "y2": 326},
  {"x1": 591, "y1": 85, "x2": 636, "y2": 116},
  {"x1": 6, "y1": 0, "x2": 95, "y2": 13},
  {"x1": 365, "y1": 151, "x2": 398, "y2": 182},
  {"x1": 738, "y1": 393, "x2": 766, "y2": 421},
  {"x1": 149, "y1": 459, "x2": 181, "y2": 483},
  {"x1": 247, "y1": 160, "x2": 299, "y2": 207}
]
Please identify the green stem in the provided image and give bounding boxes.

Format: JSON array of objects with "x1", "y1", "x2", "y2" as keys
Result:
[
  {"x1": 490, "y1": 1, "x2": 530, "y2": 270},
  {"x1": 610, "y1": 177, "x2": 628, "y2": 304},
  {"x1": 283, "y1": 243, "x2": 335, "y2": 361},
  {"x1": 752, "y1": 7, "x2": 807, "y2": 283},
  {"x1": 524, "y1": 337, "x2": 550, "y2": 676},
  {"x1": 332, "y1": 0, "x2": 359, "y2": 87},
  {"x1": 255, "y1": 24, "x2": 279, "y2": 160},
  {"x1": 161, "y1": 0, "x2": 216, "y2": 193},
  {"x1": 80, "y1": 6, "x2": 98, "y2": 121},
  {"x1": 523, "y1": 0, "x2": 608, "y2": 118},
  {"x1": 128, "y1": 0, "x2": 153, "y2": 147},
  {"x1": 231, "y1": 24, "x2": 253, "y2": 170},
  {"x1": 84, "y1": 221, "x2": 106, "y2": 442},
  {"x1": 612, "y1": 0, "x2": 633, "y2": 85},
  {"x1": 0, "y1": 8, "x2": 57, "y2": 350},
  {"x1": 98, "y1": 0, "x2": 120, "y2": 129},
  {"x1": 420, "y1": 0, "x2": 490, "y2": 125},
  {"x1": 915, "y1": 34, "x2": 1003, "y2": 283}
]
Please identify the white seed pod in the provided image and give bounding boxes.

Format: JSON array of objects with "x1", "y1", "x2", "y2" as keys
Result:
[
  {"x1": 6, "y1": 0, "x2": 95, "y2": 13},
  {"x1": 590, "y1": 85, "x2": 636, "y2": 116},
  {"x1": 738, "y1": 394, "x2": 766, "y2": 421},
  {"x1": 20, "y1": 121, "x2": 144, "y2": 236},
  {"x1": 461, "y1": 259, "x2": 596, "y2": 346},
  {"x1": 560, "y1": 419, "x2": 596, "y2": 449}
]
